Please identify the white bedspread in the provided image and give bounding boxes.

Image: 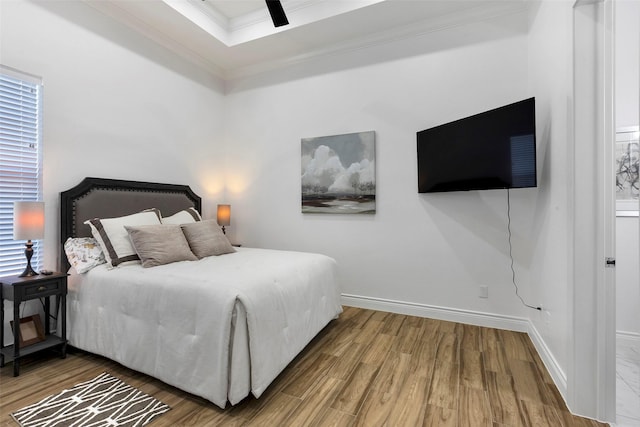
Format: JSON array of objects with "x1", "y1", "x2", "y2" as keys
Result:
[{"x1": 66, "y1": 247, "x2": 342, "y2": 408}]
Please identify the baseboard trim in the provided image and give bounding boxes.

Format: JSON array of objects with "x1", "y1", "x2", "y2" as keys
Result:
[
  {"x1": 341, "y1": 293, "x2": 568, "y2": 399},
  {"x1": 527, "y1": 322, "x2": 568, "y2": 396},
  {"x1": 341, "y1": 293, "x2": 529, "y2": 332}
]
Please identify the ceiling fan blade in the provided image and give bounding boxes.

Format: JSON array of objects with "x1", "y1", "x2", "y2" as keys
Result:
[{"x1": 266, "y1": 0, "x2": 289, "y2": 27}]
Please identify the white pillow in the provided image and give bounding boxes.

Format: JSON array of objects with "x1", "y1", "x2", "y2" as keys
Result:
[
  {"x1": 63, "y1": 237, "x2": 106, "y2": 274},
  {"x1": 161, "y1": 207, "x2": 201, "y2": 225},
  {"x1": 85, "y1": 209, "x2": 162, "y2": 268}
]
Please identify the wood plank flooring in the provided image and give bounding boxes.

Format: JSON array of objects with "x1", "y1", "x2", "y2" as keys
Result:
[{"x1": 0, "y1": 306, "x2": 608, "y2": 426}]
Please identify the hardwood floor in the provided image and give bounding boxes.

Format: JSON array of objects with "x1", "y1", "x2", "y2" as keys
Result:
[{"x1": 0, "y1": 306, "x2": 608, "y2": 426}]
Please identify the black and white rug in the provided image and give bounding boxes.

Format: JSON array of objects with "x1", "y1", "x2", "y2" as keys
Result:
[{"x1": 11, "y1": 372, "x2": 171, "y2": 427}]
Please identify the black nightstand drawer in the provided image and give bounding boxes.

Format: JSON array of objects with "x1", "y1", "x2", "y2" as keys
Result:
[{"x1": 24, "y1": 281, "x2": 61, "y2": 297}]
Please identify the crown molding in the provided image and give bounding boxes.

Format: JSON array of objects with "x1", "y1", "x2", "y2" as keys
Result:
[
  {"x1": 164, "y1": 0, "x2": 387, "y2": 47},
  {"x1": 225, "y1": 2, "x2": 530, "y2": 81},
  {"x1": 83, "y1": 0, "x2": 531, "y2": 83},
  {"x1": 163, "y1": 0, "x2": 231, "y2": 45},
  {"x1": 83, "y1": 0, "x2": 226, "y2": 78}
]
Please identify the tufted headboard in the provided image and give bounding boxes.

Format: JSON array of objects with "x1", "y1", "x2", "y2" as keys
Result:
[{"x1": 60, "y1": 177, "x2": 201, "y2": 268}]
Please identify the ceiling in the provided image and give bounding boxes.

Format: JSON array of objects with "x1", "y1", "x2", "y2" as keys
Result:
[{"x1": 84, "y1": 0, "x2": 531, "y2": 80}]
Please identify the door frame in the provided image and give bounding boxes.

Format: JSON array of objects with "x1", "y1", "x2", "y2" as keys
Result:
[{"x1": 570, "y1": 0, "x2": 616, "y2": 422}]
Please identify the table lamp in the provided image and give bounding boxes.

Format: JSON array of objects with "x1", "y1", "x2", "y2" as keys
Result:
[
  {"x1": 217, "y1": 204, "x2": 231, "y2": 234},
  {"x1": 13, "y1": 201, "x2": 44, "y2": 277}
]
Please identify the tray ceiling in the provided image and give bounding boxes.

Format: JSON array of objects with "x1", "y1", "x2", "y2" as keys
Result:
[{"x1": 84, "y1": 0, "x2": 531, "y2": 80}]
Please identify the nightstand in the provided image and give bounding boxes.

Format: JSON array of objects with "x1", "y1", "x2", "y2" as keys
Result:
[{"x1": 1, "y1": 272, "x2": 68, "y2": 376}]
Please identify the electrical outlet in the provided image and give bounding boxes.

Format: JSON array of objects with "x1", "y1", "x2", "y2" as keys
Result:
[{"x1": 479, "y1": 285, "x2": 489, "y2": 298}]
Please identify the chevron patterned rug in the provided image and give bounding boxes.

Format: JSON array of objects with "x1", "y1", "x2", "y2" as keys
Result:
[{"x1": 11, "y1": 372, "x2": 171, "y2": 427}]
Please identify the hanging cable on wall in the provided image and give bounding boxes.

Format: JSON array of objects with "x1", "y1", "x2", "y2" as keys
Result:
[{"x1": 507, "y1": 188, "x2": 542, "y2": 311}]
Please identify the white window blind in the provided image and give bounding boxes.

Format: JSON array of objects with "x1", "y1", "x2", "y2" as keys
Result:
[{"x1": 0, "y1": 68, "x2": 43, "y2": 276}]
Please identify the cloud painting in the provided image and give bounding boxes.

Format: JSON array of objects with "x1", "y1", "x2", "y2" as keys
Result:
[{"x1": 302, "y1": 131, "x2": 375, "y2": 214}]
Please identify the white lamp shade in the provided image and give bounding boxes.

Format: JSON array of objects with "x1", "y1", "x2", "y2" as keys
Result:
[
  {"x1": 217, "y1": 204, "x2": 231, "y2": 227},
  {"x1": 13, "y1": 201, "x2": 45, "y2": 240}
]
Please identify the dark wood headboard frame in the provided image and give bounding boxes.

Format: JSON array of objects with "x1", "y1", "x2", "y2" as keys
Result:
[{"x1": 60, "y1": 177, "x2": 201, "y2": 270}]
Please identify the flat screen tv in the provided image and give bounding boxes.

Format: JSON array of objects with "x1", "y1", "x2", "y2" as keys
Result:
[{"x1": 417, "y1": 97, "x2": 537, "y2": 193}]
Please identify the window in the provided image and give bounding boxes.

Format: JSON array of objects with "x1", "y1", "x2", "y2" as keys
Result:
[{"x1": 0, "y1": 66, "x2": 43, "y2": 276}]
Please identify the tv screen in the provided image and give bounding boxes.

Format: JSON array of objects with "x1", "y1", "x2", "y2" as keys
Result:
[{"x1": 417, "y1": 98, "x2": 536, "y2": 193}]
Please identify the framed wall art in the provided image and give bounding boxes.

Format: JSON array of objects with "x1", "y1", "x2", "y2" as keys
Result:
[
  {"x1": 302, "y1": 131, "x2": 375, "y2": 214},
  {"x1": 615, "y1": 126, "x2": 639, "y2": 215}
]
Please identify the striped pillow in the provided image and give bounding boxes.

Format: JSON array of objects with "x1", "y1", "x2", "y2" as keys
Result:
[{"x1": 85, "y1": 209, "x2": 161, "y2": 268}]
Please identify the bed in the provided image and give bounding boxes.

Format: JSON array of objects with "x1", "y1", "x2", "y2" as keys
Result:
[{"x1": 60, "y1": 177, "x2": 342, "y2": 408}]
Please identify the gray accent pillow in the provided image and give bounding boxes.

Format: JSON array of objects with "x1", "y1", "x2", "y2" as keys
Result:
[
  {"x1": 180, "y1": 220, "x2": 236, "y2": 258},
  {"x1": 125, "y1": 224, "x2": 198, "y2": 268}
]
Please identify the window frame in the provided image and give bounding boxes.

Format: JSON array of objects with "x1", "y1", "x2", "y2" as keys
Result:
[{"x1": 0, "y1": 65, "x2": 44, "y2": 276}]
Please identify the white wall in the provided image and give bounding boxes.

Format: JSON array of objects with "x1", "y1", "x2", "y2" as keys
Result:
[
  {"x1": 617, "y1": 217, "x2": 639, "y2": 335},
  {"x1": 224, "y1": 14, "x2": 534, "y2": 320},
  {"x1": 525, "y1": 0, "x2": 574, "y2": 394},
  {"x1": 616, "y1": 0, "x2": 640, "y2": 129},
  {"x1": 1, "y1": 0, "x2": 226, "y2": 343}
]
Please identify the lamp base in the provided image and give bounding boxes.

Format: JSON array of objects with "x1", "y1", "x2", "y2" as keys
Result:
[
  {"x1": 18, "y1": 240, "x2": 39, "y2": 277},
  {"x1": 19, "y1": 264, "x2": 39, "y2": 277}
]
